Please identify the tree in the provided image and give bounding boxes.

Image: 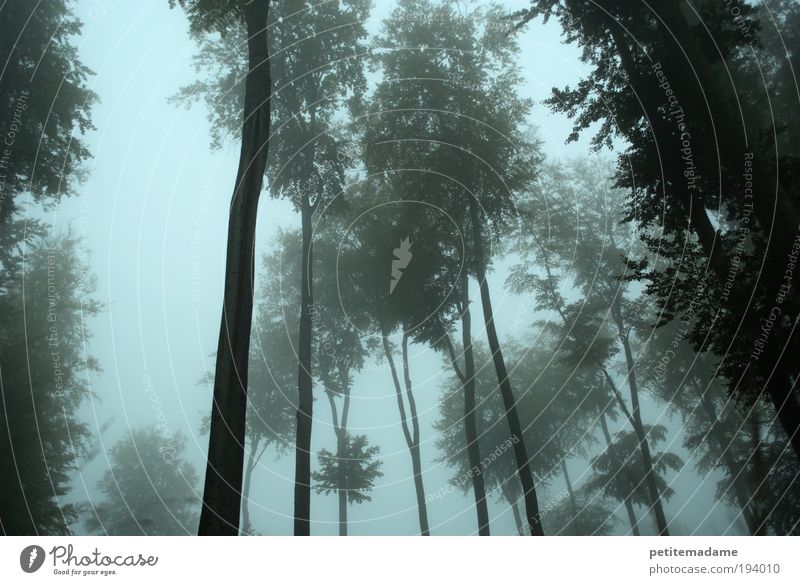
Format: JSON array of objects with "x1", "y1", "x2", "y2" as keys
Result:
[
  {"x1": 0, "y1": 232, "x2": 101, "y2": 534},
  {"x1": 171, "y1": 0, "x2": 272, "y2": 535},
  {"x1": 515, "y1": 0, "x2": 800, "y2": 464},
  {"x1": 241, "y1": 299, "x2": 298, "y2": 533},
  {"x1": 312, "y1": 434, "x2": 383, "y2": 535},
  {"x1": 509, "y1": 159, "x2": 676, "y2": 534},
  {"x1": 176, "y1": 0, "x2": 370, "y2": 534},
  {"x1": 85, "y1": 427, "x2": 200, "y2": 535},
  {"x1": 442, "y1": 273, "x2": 492, "y2": 534},
  {"x1": 585, "y1": 424, "x2": 683, "y2": 535},
  {"x1": 332, "y1": 194, "x2": 448, "y2": 535},
  {"x1": 313, "y1": 224, "x2": 373, "y2": 536},
  {"x1": 0, "y1": 0, "x2": 97, "y2": 226},
  {"x1": 365, "y1": 0, "x2": 545, "y2": 535}
]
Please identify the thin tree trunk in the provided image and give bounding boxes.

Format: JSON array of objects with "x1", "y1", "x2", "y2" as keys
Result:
[
  {"x1": 325, "y1": 382, "x2": 351, "y2": 536},
  {"x1": 561, "y1": 458, "x2": 578, "y2": 518},
  {"x1": 381, "y1": 331, "x2": 430, "y2": 535},
  {"x1": 468, "y1": 200, "x2": 543, "y2": 535},
  {"x1": 338, "y1": 475, "x2": 347, "y2": 536},
  {"x1": 502, "y1": 481, "x2": 524, "y2": 536},
  {"x1": 294, "y1": 195, "x2": 314, "y2": 536},
  {"x1": 623, "y1": 495, "x2": 640, "y2": 537},
  {"x1": 748, "y1": 414, "x2": 768, "y2": 535},
  {"x1": 610, "y1": 299, "x2": 670, "y2": 536},
  {"x1": 401, "y1": 334, "x2": 430, "y2": 536},
  {"x1": 459, "y1": 274, "x2": 490, "y2": 535},
  {"x1": 599, "y1": 411, "x2": 640, "y2": 536},
  {"x1": 240, "y1": 433, "x2": 263, "y2": 535},
  {"x1": 198, "y1": 0, "x2": 271, "y2": 536}
]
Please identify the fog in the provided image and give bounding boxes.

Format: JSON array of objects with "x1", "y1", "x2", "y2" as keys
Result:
[{"x1": 3, "y1": 0, "x2": 798, "y2": 537}]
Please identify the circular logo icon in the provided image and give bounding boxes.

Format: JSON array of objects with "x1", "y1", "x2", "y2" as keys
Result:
[{"x1": 20, "y1": 545, "x2": 45, "y2": 573}]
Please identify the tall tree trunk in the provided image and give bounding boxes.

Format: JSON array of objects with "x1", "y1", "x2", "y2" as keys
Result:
[
  {"x1": 294, "y1": 196, "x2": 314, "y2": 536},
  {"x1": 501, "y1": 481, "x2": 524, "y2": 536},
  {"x1": 599, "y1": 410, "x2": 640, "y2": 536},
  {"x1": 610, "y1": 299, "x2": 670, "y2": 535},
  {"x1": 241, "y1": 433, "x2": 262, "y2": 535},
  {"x1": 198, "y1": 0, "x2": 271, "y2": 536},
  {"x1": 460, "y1": 274, "x2": 490, "y2": 535},
  {"x1": 381, "y1": 331, "x2": 430, "y2": 535},
  {"x1": 468, "y1": 200, "x2": 543, "y2": 535}
]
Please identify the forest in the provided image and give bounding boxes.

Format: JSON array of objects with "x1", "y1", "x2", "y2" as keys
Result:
[{"x1": 0, "y1": 0, "x2": 799, "y2": 537}]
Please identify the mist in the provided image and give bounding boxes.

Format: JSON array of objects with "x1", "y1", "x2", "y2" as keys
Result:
[{"x1": 1, "y1": 0, "x2": 798, "y2": 537}]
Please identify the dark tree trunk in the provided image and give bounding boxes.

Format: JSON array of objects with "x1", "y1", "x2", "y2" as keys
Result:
[
  {"x1": 382, "y1": 331, "x2": 430, "y2": 535},
  {"x1": 401, "y1": 334, "x2": 430, "y2": 536},
  {"x1": 599, "y1": 411, "x2": 640, "y2": 536},
  {"x1": 409, "y1": 443, "x2": 429, "y2": 536},
  {"x1": 294, "y1": 196, "x2": 314, "y2": 536},
  {"x1": 468, "y1": 200, "x2": 543, "y2": 535},
  {"x1": 198, "y1": 0, "x2": 271, "y2": 536},
  {"x1": 610, "y1": 300, "x2": 670, "y2": 536},
  {"x1": 460, "y1": 274, "x2": 490, "y2": 535}
]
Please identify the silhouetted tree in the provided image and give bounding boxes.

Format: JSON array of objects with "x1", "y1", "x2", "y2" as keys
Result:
[
  {"x1": 171, "y1": 0, "x2": 272, "y2": 535},
  {"x1": 312, "y1": 434, "x2": 383, "y2": 535},
  {"x1": 585, "y1": 424, "x2": 683, "y2": 535}
]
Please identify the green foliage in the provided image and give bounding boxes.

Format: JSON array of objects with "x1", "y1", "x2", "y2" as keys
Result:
[
  {"x1": 365, "y1": 0, "x2": 541, "y2": 260},
  {"x1": 174, "y1": 0, "x2": 370, "y2": 209},
  {"x1": 0, "y1": 231, "x2": 101, "y2": 534},
  {"x1": 312, "y1": 434, "x2": 383, "y2": 505},
  {"x1": 0, "y1": 0, "x2": 97, "y2": 223},
  {"x1": 85, "y1": 426, "x2": 200, "y2": 535}
]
